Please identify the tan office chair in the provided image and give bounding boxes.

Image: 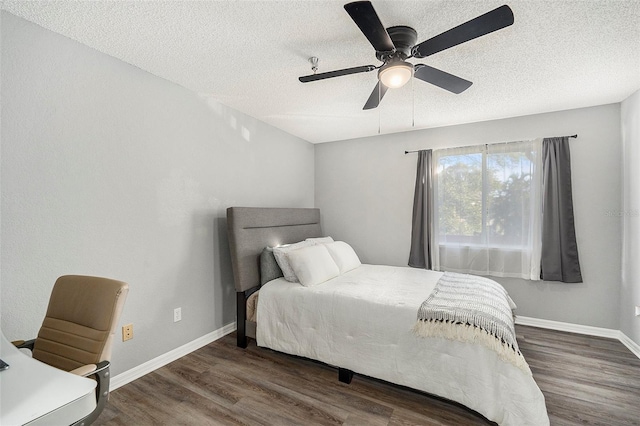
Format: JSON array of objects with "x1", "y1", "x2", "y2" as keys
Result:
[{"x1": 14, "y1": 275, "x2": 129, "y2": 425}]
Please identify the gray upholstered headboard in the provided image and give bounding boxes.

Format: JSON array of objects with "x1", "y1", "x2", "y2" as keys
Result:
[{"x1": 226, "y1": 207, "x2": 323, "y2": 293}]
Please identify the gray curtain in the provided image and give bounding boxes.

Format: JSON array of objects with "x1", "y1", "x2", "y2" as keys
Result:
[
  {"x1": 409, "y1": 149, "x2": 433, "y2": 269},
  {"x1": 540, "y1": 137, "x2": 583, "y2": 283}
]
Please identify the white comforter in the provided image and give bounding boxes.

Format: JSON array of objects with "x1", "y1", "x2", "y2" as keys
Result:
[{"x1": 257, "y1": 264, "x2": 549, "y2": 426}]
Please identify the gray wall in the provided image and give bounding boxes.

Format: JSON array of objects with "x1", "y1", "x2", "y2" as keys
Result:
[
  {"x1": 0, "y1": 12, "x2": 314, "y2": 375},
  {"x1": 316, "y1": 104, "x2": 623, "y2": 330},
  {"x1": 621, "y1": 89, "x2": 640, "y2": 343}
]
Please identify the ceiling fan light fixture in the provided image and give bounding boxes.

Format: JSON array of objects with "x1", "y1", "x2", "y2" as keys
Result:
[{"x1": 378, "y1": 61, "x2": 414, "y2": 89}]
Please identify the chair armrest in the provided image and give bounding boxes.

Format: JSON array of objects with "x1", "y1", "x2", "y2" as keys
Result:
[
  {"x1": 91, "y1": 360, "x2": 110, "y2": 377},
  {"x1": 70, "y1": 364, "x2": 98, "y2": 376},
  {"x1": 12, "y1": 339, "x2": 35, "y2": 351},
  {"x1": 73, "y1": 361, "x2": 110, "y2": 378}
]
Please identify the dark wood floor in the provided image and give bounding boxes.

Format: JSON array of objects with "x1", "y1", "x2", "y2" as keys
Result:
[{"x1": 95, "y1": 325, "x2": 640, "y2": 425}]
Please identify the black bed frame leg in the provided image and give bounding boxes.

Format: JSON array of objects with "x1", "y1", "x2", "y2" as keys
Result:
[
  {"x1": 338, "y1": 368, "x2": 354, "y2": 384},
  {"x1": 237, "y1": 333, "x2": 248, "y2": 349},
  {"x1": 236, "y1": 292, "x2": 248, "y2": 348}
]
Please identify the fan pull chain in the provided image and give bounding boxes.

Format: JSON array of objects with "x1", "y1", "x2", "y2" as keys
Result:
[
  {"x1": 412, "y1": 76, "x2": 415, "y2": 127},
  {"x1": 378, "y1": 84, "x2": 381, "y2": 134}
]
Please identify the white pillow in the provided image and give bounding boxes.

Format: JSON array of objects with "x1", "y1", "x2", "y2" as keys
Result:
[
  {"x1": 286, "y1": 244, "x2": 340, "y2": 287},
  {"x1": 272, "y1": 241, "x2": 313, "y2": 282},
  {"x1": 324, "y1": 241, "x2": 361, "y2": 274},
  {"x1": 305, "y1": 236, "x2": 334, "y2": 245}
]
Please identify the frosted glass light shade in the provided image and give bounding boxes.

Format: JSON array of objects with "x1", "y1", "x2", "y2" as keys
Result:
[{"x1": 378, "y1": 61, "x2": 414, "y2": 88}]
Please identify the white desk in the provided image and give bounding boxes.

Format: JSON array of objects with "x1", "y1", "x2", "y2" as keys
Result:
[{"x1": 0, "y1": 332, "x2": 96, "y2": 425}]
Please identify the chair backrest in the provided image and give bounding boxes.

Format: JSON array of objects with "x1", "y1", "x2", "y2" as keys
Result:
[{"x1": 32, "y1": 275, "x2": 129, "y2": 372}]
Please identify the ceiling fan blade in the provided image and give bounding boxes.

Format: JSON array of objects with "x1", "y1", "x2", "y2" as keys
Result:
[
  {"x1": 412, "y1": 5, "x2": 514, "y2": 58},
  {"x1": 299, "y1": 65, "x2": 376, "y2": 83},
  {"x1": 414, "y1": 64, "x2": 472, "y2": 94},
  {"x1": 363, "y1": 81, "x2": 389, "y2": 110},
  {"x1": 344, "y1": 1, "x2": 395, "y2": 53}
]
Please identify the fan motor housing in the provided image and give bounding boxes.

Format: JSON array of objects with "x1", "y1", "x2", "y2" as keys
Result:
[{"x1": 378, "y1": 26, "x2": 418, "y2": 60}]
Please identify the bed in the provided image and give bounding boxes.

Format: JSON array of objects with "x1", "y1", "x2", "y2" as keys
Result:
[{"x1": 226, "y1": 207, "x2": 549, "y2": 426}]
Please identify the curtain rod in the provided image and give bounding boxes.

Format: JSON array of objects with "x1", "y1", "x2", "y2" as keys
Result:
[{"x1": 404, "y1": 134, "x2": 578, "y2": 154}]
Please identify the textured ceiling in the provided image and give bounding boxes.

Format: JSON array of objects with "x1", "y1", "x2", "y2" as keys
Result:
[{"x1": 3, "y1": 1, "x2": 640, "y2": 144}]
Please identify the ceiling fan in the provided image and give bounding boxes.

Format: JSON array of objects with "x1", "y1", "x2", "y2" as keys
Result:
[{"x1": 298, "y1": 1, "x2": 514, "y2": 110}]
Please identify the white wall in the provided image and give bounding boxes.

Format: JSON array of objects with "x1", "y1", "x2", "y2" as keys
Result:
[
  {"x1": 316, "y1": 104, "x2": 622, "y2": 329},
  {"x1": 0, "y1": 12, "x2": 314, "y2": 375},
  {"x1": 621, "y1": 89, "x2": 640, "y2": 344}
]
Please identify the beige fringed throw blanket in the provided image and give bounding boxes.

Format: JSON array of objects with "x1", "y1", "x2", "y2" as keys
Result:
[{"x1": 413, "y1": 272, "x2": 531, "y2": 374}]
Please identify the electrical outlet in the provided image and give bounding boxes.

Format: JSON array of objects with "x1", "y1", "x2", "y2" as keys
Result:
[
  {"x1": 122, "y1": 324, "x2": 133, "y2": 341},
  {"x1": 174, "y1": 307, "x2": 182, "y2": 322},
  {"x1": 635, "y1": 306, "x2": 640, "y2": 317}
]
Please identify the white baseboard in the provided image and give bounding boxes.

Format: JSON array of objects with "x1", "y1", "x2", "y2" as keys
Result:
[
  {"x1": 110, "y1": 322, "x2": 237, "y2": 391},
  {"x1": 515, "y1": 316, "x2": 620, "y2": 338},
  {"x1": 618, "y1": 331, "x2": 640, "y2": 359},
  {"x1": 516, "y1": 316, "x2": 640, "y2": 359}
]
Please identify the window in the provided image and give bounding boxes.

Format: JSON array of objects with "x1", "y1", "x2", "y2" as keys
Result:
[{"x1": 433, "y1": 140, "x2": 542, "y2": 280}]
